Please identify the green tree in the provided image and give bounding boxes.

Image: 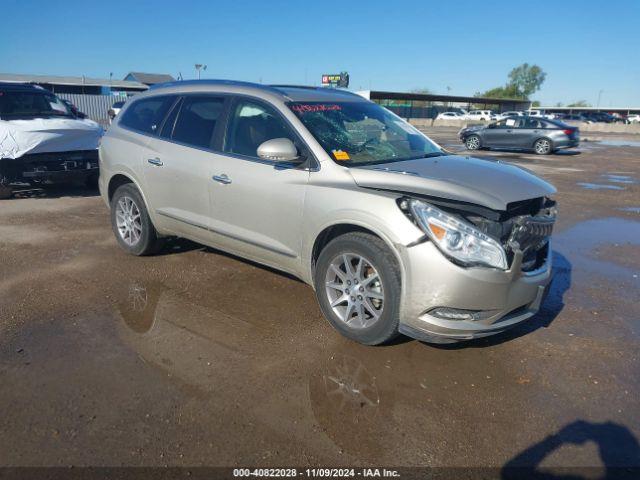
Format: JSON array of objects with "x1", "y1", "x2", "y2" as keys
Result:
[
  {"x1": 477, "y1": 63, "x2": 547, "y2": 100},
  {"x1": 508, "y1": 63, "x2": 546, "y2": 98},
  {"x1": 479, "y1": 84, "x2": 521, "y2": 99},
  {"x1": 567, "y1": 100, "x2": 591, "y2": 107}
]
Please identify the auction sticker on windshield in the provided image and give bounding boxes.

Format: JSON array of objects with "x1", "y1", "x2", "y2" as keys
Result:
[{"x1": 332, "y1": 149, "x2": 350, "y2": 161}]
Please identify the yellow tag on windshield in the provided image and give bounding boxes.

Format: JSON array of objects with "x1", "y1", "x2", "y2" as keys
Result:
[{"x1": 332, "y1": 150, "x2": 350, "y2": 161}]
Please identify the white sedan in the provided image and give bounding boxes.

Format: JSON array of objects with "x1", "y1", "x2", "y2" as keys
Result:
[{"x1": 436, "y1": 112, "x2": 464, "y2": 120}]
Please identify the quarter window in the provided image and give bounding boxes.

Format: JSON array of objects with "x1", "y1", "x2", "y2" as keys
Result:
[
  {"x1": 224, "y1": 100, "x2": 295, "y2": 158},
  {"x1": 119, "y1": 96, "x2": 175, "y2": 134},
  {"x1": 171, "y1": 96, "x2": 225, "y2": 149}
]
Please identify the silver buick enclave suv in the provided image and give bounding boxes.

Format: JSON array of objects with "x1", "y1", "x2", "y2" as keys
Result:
[{"x1": 99, "y1": 80, "x2": 556, "y2": 345}]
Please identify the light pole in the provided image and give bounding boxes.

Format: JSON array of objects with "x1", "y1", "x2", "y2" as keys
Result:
[
  {"x1": 597, "y1": 89, "x2": 604, "y2": 109},
  {"x1": 195, "y1": 64, "x2": 207, "y2": 80}
]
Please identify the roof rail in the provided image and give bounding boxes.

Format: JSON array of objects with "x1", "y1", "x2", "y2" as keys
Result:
[
  {"x1": 269, "y1": 84, "x2": 321, "y2": 90},
  {"x1": 270, "y1": 85, "x2": 361, "y2": 97},
  {"x1": 149, "y1": 79, "x2": 283, "y2": 95}
]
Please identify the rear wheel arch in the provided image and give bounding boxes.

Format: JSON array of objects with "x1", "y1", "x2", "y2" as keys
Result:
[
  {"x1": 533, "y1": 136, "x2": 554, "y2": 154},
  {"x1": 533, "y1": 136, "x2": 554, "y2": 148}
]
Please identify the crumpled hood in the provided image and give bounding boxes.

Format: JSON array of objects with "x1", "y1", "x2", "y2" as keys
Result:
[
  {"x1": 0, "y1": 117, "x2": 103, "y2": 160},
  {"x1": 349, "y1": 154, "x2": 556, "y2": 211}
]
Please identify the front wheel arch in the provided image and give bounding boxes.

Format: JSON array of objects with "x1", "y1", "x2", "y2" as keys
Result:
[{"x1": 310, "y1": 223, "x2": 403, "y2": 288}]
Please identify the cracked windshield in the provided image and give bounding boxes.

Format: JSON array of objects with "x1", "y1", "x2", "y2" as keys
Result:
[{"x1": 288, "y1": 101, "x2": 443, "y2": 165}]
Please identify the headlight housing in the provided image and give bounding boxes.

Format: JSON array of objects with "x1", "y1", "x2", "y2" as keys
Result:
[{"x1": 406, "y1": 199, "x2": 508, "y2": 270}]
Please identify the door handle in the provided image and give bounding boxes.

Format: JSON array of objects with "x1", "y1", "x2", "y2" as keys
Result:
[
  {"x1": 147, "y1": 158, "x2": 163, "y2": 167},
  {"x1": 212, "y1": 174, "x2": 232, "y2": 185},
  {"x1": 506, "y1": 129, "x2": 513, "y2": 133}
]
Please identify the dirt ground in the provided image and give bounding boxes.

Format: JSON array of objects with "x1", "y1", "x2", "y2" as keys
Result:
[{"x1": 1, "y1": 130, "x2": 639, "y2": 475}]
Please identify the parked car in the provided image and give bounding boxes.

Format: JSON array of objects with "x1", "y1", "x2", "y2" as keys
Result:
[
  {"x1": 465, "y1": 110, "x2": 493, "y2": 121},
  {"x1": 100, "y1": 80, "x2": 556, "y2": 346},
  {"x1": 581, "y1": 112, "x2": 622, "y2": 123},
  {"x1": 61, "y1": 99, "x2": 87, "y2": 119},
  {"x1": 108, "y1": 100, "x2": 126, "y2": 123},
  {"x1": 561, "y1": 114, "x2": 587, "y2": 122},
  {"x1": 436, "y1": 112, "x2": 464, "y2": 120},
  {"x1": 459, "y1": 117, "x2": 579, "y2": 154},
  {"x1": 496, "y1": 111, "x2": 524, "y2": 121},
  {"x1": 627, "y1": 114, "x2": 640, "y2": 124},
  {"x1": 500, "y1": 111, "x2": 524, "y2": 117},
  {"x1": 527, "y1": 109, "x2": 556, "y2": 119},
  {"x1": 0, "y1": 83, "x2": 103, "y2": 199}
]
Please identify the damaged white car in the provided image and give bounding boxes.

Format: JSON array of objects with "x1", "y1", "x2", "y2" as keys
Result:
[{"x1": 0, "y1": 83, "x2": 103, "y2": 198}]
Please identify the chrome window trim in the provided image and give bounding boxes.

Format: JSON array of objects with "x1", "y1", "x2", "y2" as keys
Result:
[{"x1": 118, "y1": 91, "x2": 320, "y2": 172}]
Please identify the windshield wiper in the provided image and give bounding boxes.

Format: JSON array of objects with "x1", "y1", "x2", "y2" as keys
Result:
[{"x1": 402, "y1": 151, "x2": 446, "y2": 161}]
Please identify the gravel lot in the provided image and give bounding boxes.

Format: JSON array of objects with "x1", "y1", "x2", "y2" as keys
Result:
[{"x1": 1, "y1": 129, "x2": 639, "y2": 474}]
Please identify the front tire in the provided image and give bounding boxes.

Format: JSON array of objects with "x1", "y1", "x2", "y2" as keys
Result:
[
  {"x1": 0, "y1": 173, "x2": 12, "y2": 199},
  {"x1": 534, "y1": 138, "x2": 553, "y2": 155},
  {"x1": 314, "y1": 232, "x2": 401, "y2": 345},
  {"x1": 110, "y1": 183, "x2": 163, "y2": 256},
  {"x1": 465, "y1": 135, "x2": 481, "y2": 150},
  {"x1": 0, "y1": 185, "x2": 12, "y2": 200}
]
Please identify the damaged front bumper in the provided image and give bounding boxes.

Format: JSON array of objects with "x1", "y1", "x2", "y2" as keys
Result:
[
  {"x1": 0, "y1": 149, "x2": 99, "y2": 183},
  {"x1": 397, "y1": 240, "x2": 553, "y2": 344}
]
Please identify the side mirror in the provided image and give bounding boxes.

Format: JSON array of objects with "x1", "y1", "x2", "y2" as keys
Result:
[
  {"x1": 257, "y1": 138, "x2": 300, "y2": 162},
  {"x1": 487, "y1": 123, "x2": 496, "y2": 129}
]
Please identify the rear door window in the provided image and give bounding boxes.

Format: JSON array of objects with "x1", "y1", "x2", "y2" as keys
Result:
[
  {"x1": 159, "y1": 98, "x2": 182, "y2": 139},
  {"x1": 171, "y1": 96, "x2": 225, "y2": 149},
  {"x1": 119, "y1": 96, "x2": 176, "y2": 134}
]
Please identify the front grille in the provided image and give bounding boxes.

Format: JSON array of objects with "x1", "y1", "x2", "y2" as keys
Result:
[
  {"x1": 20, "y1": 150, "x2": 99, "y2": 172},
  {"x1": 507, "y1": 214, "x2": 554, "y2": 271},
  {"x1": 509, "y1": 215, "x2": 554, "y2": 252},
  {"x1": 464, "y1": 197, "x2": 555, "y2": 272}
]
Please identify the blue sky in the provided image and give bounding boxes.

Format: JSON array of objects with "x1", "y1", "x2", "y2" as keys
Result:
[{"x1": 2, "y1": 0, "x2": 639, "y2": 106}]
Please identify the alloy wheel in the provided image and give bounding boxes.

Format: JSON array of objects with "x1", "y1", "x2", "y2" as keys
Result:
[
  {"x1": 535, "y1": 139, "x2": 551, "y2": 154},
  {"x1": 115, "y1": 196, "x2": 143, "y2": 246},
  {"x1": 466, "y1": 136, "x2": 480, "y2": 150},
  {"x1": 324, "y1": 253, "x2": 384, "y2": 329}
]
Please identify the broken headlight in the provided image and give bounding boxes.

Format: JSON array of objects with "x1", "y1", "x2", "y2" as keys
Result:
[{"x1": 406, "y1": 199, "x2": 508, "y2": 270}]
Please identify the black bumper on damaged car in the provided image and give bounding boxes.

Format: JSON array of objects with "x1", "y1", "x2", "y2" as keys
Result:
[{"x1": 0, "y1": 150, "x2": 99, "y2": 183}]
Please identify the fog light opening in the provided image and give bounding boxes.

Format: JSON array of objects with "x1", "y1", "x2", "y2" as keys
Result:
[{"x1": 427, "y1": 307, "x2": 495, "y2": 322}]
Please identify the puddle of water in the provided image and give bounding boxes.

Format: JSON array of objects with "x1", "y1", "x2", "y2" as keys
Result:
[
  {"x1": 577, "y1": 182, "x2": 625, "y2": 191},
  {"x1": 602, "y1": 174, "x2": 637, "y2": 184},
  {"x1": 554, "y1": 218, "x2": 640, "y2": 280},
  {"x1": 598, "y1": 140, "x2": 640, "y2": 148}
]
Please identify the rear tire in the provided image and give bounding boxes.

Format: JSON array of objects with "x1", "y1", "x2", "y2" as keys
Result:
[
  {"x1": 534, "y1": 138, "x2": 553, "y2": 155},
  {"x1": 314, "y1": 232, "x2": 401, "y2": 345},
  {"x1": 465, "y1": 135, "x2": 481, "y2": 150},
  {"x1": 110, "y1": 183, "x2": 164, "y2": 256}
]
